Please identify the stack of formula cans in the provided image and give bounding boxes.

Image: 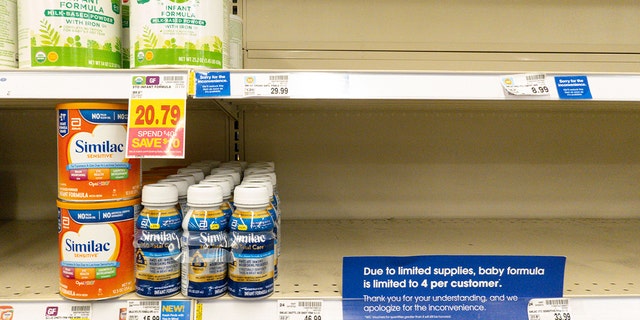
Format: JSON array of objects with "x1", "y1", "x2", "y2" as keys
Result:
[{"x1": 56, "y1": 102, "x2": 142, "y2": 300}]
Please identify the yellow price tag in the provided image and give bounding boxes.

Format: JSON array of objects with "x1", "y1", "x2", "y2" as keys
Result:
[{"x1": 129, "y1": 99, "x2": 185, "y2": 128}]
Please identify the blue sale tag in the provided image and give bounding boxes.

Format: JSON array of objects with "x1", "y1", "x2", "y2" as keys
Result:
[
  {"x1": 194, "y1": 71, "x2": 231, "y2": 97},
  {"x1": 342, "y1": 255, "x2": 565, "y2": 320},
  {"x1": 554, "y1": 76, "x2": 592, "y2": 99}
]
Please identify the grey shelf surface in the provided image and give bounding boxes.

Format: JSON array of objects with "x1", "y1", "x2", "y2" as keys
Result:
[{"x1": 1, "y1": 218, "x2": 639, "y2": 301}]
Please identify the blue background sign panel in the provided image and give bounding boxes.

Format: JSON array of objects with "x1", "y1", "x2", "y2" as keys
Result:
[
  {"x1": 554, "y1": 76, "x2": 592, "y2": 99},
  {"x1": 343, "y1": 255, "x2": 565, "y2": 320},
  {"x1": 195, "y1": 71, "x2": 231, "y2": 97}
]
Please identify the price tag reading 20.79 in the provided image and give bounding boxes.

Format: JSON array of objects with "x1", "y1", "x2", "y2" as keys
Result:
[{"x1": 126, "y1": 98, "x2": 185, "y2": 158}]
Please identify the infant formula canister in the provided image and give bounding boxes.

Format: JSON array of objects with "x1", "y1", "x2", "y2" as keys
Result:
[
  {"x1": 0, "y1": 0, "x2": 17, "y2": 68},
  {"x1": 57, "y1": 198, "x2": 140, "y2": 300},
  {"x1": 17, "y1": 0, "x2": 122, "y2": 69},
  {"x1": 228, "y1": 185, "x2": 275, "y2": 299},
  {"x1": 0, "y1": 306, "x2": 13, "y2": 320},
  {"x1": 181, "y1": 184, "x2": 229, "y2": 298},
  {"x1": 121, "y1": 0, "x2": 130, "y2": 68},
  {"x1": 129, "y1": 0, "x2": 228, "y2": 69},
  {"x1": 135, "y1": 183, "x2": 182, "y2": 298},
  {"x1": 57, "y1": 102, "x2": 141, "y2": 202}
]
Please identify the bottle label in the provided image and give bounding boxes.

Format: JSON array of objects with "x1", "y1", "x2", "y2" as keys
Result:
[
  {"x1": 184, "y1": 209, "x2": 227, "y2": 231},
  {"x1": 228, "y1": 231, "x2": 275, "y2": 299},
  {"x1": 229, "y1": 209, "x2": 274, "y2": 232},
  {"x1": 137, "y1": 207, "x2": 181, "y2": 230},
  {"x1": 134, "y1": 229, "x2": 181, "y2": 297},
  {"x1": 181, "y1": 231, "x2": 229, "y2": 298}
]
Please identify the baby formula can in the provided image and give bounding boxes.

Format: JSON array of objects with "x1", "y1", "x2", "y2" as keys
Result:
[
  {"x1": 129, "y1": 0, "x2": 228, "y2": 69},
  {"x1": 0, "y1": 306, "x2": 14, "y2": 320},
  {"x1": 57, "y1": 102, "x2": 141, "y2": 202},
  {"x1": 0, "y1": 0, "x2": 17, "y2": 69},
  {"x1": 228, "y1": 14, "x2": 242, "y2": 69},
  {"x1": 181, "y1": 184, "x2": 229, "y2": 298},
  {"x1": 228, "y1": 185, "x2": 275, "y2": 299},
  {"x1": 135, "y1": 183, "x2": 182, "y2": 298},
  {"x1": 17, "y1": 0, "x2": 122, "y2": 69},
  {"x1": 57, "y1": 198, "x2": 140, "y2": 300},
  {"x1": 121, "y1": 0, "x2": 130, "y2": 68}
]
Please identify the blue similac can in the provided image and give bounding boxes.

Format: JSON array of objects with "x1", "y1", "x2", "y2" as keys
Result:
[
  {"x1": 181, "y1": 184, "x2": 229, "y2": 298},
  {"x1": 228, "y1": 185, "x2": 275, "y2": 299},
  {"x1": 134, "y1": 183, "x2": 182, "y2": 298}
]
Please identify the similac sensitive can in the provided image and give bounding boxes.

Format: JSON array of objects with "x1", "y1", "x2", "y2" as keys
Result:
[
  {"x1": 0, "y1": 0, "x2": 17, "y2": 69},
  {"x1": 0, "y1": 306, "x2": 13, "y2": 320},
  {"x1": 129, "y1": 0, "x2": 228, "y2": 69},
  {"x1": 57, "y1": 102, "x2": 141, "y2": 202},
  {"x1": 57, "y1": 198, "x2": 140, "y2": 300},
  {"x1": 17, "y1": 0, "x2": 122, "y2": 69}
]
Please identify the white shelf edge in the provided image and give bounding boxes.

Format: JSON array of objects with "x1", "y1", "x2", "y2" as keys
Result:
[
  {"x1": 0, "y1": 69, "x2": 189, "y2": 100},
  {"x1": 0, "y1": 69, "x2": 638, "y2": 101}
]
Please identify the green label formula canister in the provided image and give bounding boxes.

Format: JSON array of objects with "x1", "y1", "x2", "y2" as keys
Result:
[
  {"x1": 130, "y1": 0, "x2": 228, "y2": 69},
  {"x1": 17, "y1": 0, "x2": 123, "y2": 69}
]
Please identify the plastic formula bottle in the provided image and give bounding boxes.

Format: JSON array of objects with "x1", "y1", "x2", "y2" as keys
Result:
[
  {"x1": 200, "y1": 176, "x2": 235, "y2": 220},
  {"x1": 135, "y1": 183, "x2": 182, "y2": 298},
  {"x1": 228, "y1": 185, "x2": 275, "y2": 299},
  {"x1": 181, "y1": 184, "x2": 229, "y2": 298}
]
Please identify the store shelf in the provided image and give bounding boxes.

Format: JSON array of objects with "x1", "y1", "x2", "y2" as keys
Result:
[
  {"x1": 195, "y1": 70, "x2": 640, "y2": 101},
  {"x1": 0, "y1": 70, "x2": 639, "y2": 102},
  {"x1": 1, "y1": 218, "x2": 638, "y2": 319},
  {"x1": 0, "y1": 69, "x2": 189, "y2": 100}
]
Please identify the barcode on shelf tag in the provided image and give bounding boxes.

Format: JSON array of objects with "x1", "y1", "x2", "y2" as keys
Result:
[
  {"x1": 43, "y1": 303, "x2": 91, "y2": 320},
  {"x1": 278, "y1": 300, "x2": 323, "y2": 320},
  {"x1": 243, "y1": 73, "x2": 291, "y2": 97},
  {"x1": 501, "y1": 73, "x2": 550, "y2": 96},
  {"x1": 127, "y1": 300, "x2": 160, "y2": 320},
  {"x1": 528, "y1": 298, "x2": 572, "y2": 320}
]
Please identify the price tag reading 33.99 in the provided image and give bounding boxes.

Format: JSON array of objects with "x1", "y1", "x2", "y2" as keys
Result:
[{"x1": 126, "y1": 74, "x2": 188, "y2": 158}]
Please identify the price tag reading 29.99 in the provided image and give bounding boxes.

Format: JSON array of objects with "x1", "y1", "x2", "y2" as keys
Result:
[{"x1": 126, "y1": 73, "x2": 188, "y2": 158}]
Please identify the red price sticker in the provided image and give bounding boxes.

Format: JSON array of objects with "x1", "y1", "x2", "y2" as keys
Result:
[{"x1": 126, "y1": 73, "x2": 188, "y2": 158}]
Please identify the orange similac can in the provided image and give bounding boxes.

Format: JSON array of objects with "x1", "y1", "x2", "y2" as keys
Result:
[
  {"x1": 58, "y1": 198, "x2": 141, "y2": 300},
  {"x1": 0, "y1": 306, "x2": 13, "y2": 320},
  {"x1": 57, "y1": 102, "x2": 141, "y2": 202}
]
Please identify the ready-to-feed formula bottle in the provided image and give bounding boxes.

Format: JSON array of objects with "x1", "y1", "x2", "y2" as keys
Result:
[
  {"x1": 181, "y1": 184, "x2": 229, "y2": 298},
  {"x1": 57, "y1": 102, "x2": 141, "y2": 202},
  {"x1": 129, "y1": 0, "x2": 228, "y2": 69},
  {"x1": 240, "y1": 178, "x2": 279, "y2": 279},
  {"x1": 200, "y1": 176, "x2": 234, "y2": 220},
  {"x1": 0, "y1": 0, "x2": 17, "y2": 68},
  {"x1": 17, "y1": 0, "x2": 122, "y2": 69},
  {"x1": 135, "y1": 183, "x2": 182, "y2": 298},
  {"x1": 228, "y1": 185, "x2": 275, "y2": 299},
  {"x1": 57, "y1": 198, "x2": 140, "y2": 300},
  {"x1": 158, "y1": 177, "x2": 189, "y2": 218}
]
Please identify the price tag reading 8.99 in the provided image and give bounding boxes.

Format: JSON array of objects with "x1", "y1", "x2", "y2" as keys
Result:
[{"x1": 126, "y1": 98, "x2": 186, "y2": 158}]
